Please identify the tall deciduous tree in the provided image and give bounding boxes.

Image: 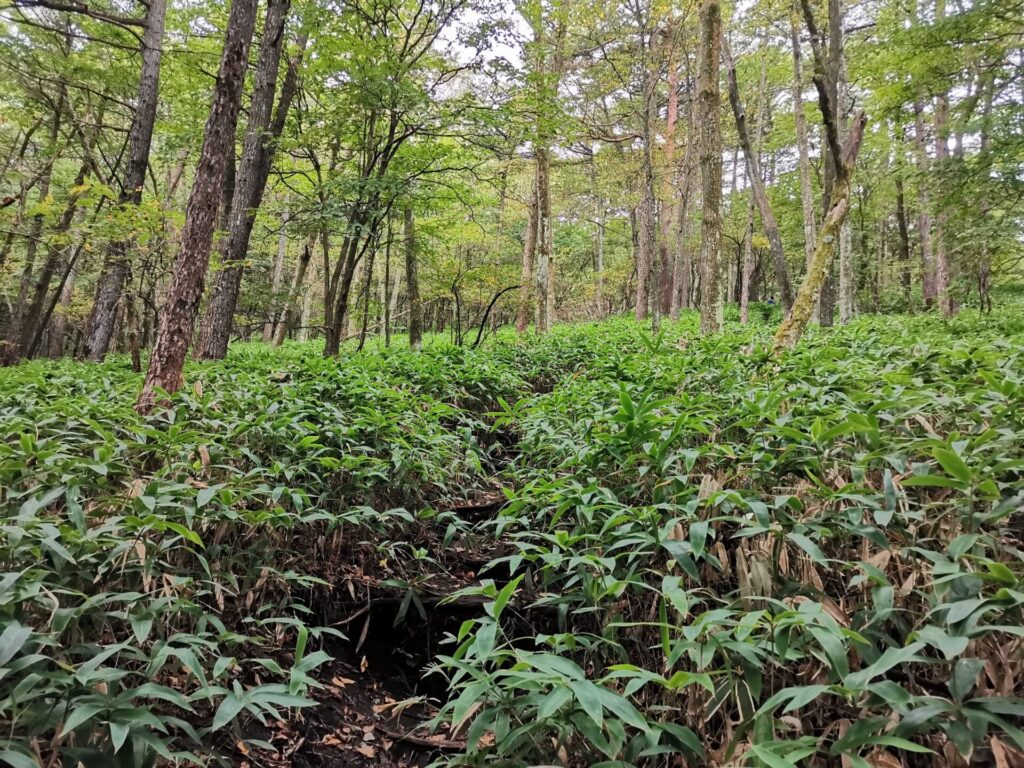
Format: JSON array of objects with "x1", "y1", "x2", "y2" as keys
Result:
[
  {"x1": 82, "y1": 0, "x2": 167, "y2": 361},
  {"x1": 195, "y1": 0, "x2": 303, "y2": 359},
  {"x1": 137, "y1": 0, "x2": 260, "y2": 411},
  {"x1": 697, "y1": 0, "x2": 722, "y2": 335}
]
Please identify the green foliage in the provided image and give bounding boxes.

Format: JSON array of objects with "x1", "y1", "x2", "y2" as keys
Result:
[{"x1": 3, "y1": 306, "x2": 1024, "y2": 765}]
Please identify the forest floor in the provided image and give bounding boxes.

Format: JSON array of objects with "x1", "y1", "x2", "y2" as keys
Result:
[{"x1": 3, "y1": 300, "x2": 1024, "y2": 767}]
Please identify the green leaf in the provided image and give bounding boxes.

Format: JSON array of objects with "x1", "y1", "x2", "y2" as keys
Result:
[
  {"x1": 212, "y1": 692, "x2": 246, "y2": 731},
  {"x1": 933, "y1": 447, "x2": 972, "y2": 484},
  {"x1": 0, "y1": 623, "x2": 32, "y2": 665}
]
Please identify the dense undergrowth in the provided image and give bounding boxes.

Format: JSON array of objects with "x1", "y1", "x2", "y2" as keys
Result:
[{"x1": 2, "y1": 301, "x2": 1023, "y2": 767}]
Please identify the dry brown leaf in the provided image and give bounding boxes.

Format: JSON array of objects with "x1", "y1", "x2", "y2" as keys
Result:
[
  {"x1": 865, "y1": 749, "x2": 902, "y2": 768},
  {"x1": 331, "y1": 676, "x2": 356, "y2": 688},
  {"x1": 354, "y1": 744, "x2": 376, "y2": 758},
  {"x1": 992, "y1": 737, "x2": 1011, "y2": 768}
]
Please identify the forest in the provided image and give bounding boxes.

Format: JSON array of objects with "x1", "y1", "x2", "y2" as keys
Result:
[{"x1": 1, "y1": 0, "x2": 1023, "y2": 764}]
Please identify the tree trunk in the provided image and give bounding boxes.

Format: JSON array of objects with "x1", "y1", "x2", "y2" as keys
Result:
[
  {"x1": 697, "y1": 0, "x2": 722, "y2": 336},
  {"x1": 723, "y1": 39, "x2": 793, "y2": 312},
  {"x1": 932, "y1": 0, "x2": 953, "y2": 318},
  {"x1": 894, "y1": 168, "x2": 912, "y2": 308},
  {"x1": 404, "y1": 206, "x2": 422, "y2": 350},
  {"x1": 516, "y1": 174, "x2": 538, "y2": 333},
  {"x1": 535, "y1": 146, "x2": 554, "y2": 333},
  {"x1": 790, "y1": 4, "x2": 818, "y2": 319},
  {"x1": 913, "y1": 102, "x2": 936, "y2": 308},
  {"x1": 12, "y1": 161, "x2": 89, "y2": 360},
  {"x1": 263, "y1": 205, "x2": 290, "y2": 341},
  {"x1": 137, "y1": 0, "x2": 259, "y2": 411},
  {"x1": 658, "y1": 32, "x2": 678, "y2": 318},
  {"x1": 775, "y1": 0, "x2": 867, "y2": 352},
  {"x1": 83, "y1": 0, "x2": 167, "y2": 361},
  {"x1": 272, "y1": 236, "x2": 314, "y2": 346},
  {"x1": 197, "y1": 0, "x2": 300, "y2": 359},
  {"x1": 835, "y1": 3, "x2": 855, "y2": 325},
  {"x1": 47, "y1": 265, "x2": 76, "y2": 358}
]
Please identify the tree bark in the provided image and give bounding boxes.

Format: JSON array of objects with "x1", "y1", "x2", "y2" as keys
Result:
[
  {"x1": 658, "y1": 32, "x2": 678, "y2": 318},
  {"x1": 137, "y1": 0, "x2": 259, "y2": 411},
  {"x1": 932, "y1": 0, "x2": 953, "y2": 318},
  {"x1": 790, "y1": 3, "x2": 818, "y2": 319},
  {"x1": 913, "y1": 102, "x2": 936, "y2": 308},
  {"x1": 83, "y1": 0, "x2": 167, "y2": 361},
  {"x1": 894, "y1": 157, "x2": 912, "y2": 309},
  {"x1": 272, "y1": 236, "x2": 314, "y2": 346},
  {"x1": 263, "y1": 204, "x2": 290, "y2": 341},
  {"x1": 516, "y1": 174, "x2": 538, "y2": 333},
  {"x1": 774, "y1": 0, "x2": 868, "y2": 352},
  {"x1": 697, "y1": 0, "x2": 722, "y2": 336},
  {"x1": 196, "y1": 0, "x2": 300, "y2": 359},
  {"x1": 723, "y1": 38, "x2": 793, "y2": 313},
  {"x1": 404, "y1": 206, "x2": 422, "y2": 350},
  {"x1": 535, "y1": 145, "x2": 554, "y2": 333}
]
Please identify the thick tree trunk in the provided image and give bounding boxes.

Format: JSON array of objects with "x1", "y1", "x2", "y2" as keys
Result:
[
  {"x1": 515, "y1": 174, "x2": 538, "y2": 333},
  {"x1": 83, "y1": 0, "x2": 167, "y2": 361},
  {"x1": 697, "y1": 0, "x2": 722, "y2": 336},
  {"x1": 723, "y1": 39, "x2": 793, "y2": 312},
  {"x1": 404, "y1": 206, "x2": 422, "y2": 350},
  {"x1": 137, "y1": 0, "x2": 259, "y2": 411},
  {"x1": 197, "y1": 0, "x2": 300, "y2": 359}
]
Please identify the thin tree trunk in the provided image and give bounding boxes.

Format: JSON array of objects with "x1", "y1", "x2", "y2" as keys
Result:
[
  {"x1": 790, "y1": 3, "x2": 818, "y2": 321},
  {"x1": 263, "y1": 205, "x2": 290, "y2": 341},
  {"x1": 47, "y1": 265, "x2": 76, "y2": 358},
  {"x1": 404, "y1": 206, "x2": 422, "y2": 350},
  {"x1": 273, "y1": 236, "x2": 314, "y2": 346},
  {"x1": 723, "y1": 39, "x2": 793, "y2": 313},
  {"x1": 535, "y1": 146, "x2": 554, "y2": 333},
  {"x1": 673, "y1": 87, "x2": 698, "y2": 318},
  {"x1": 913, "y1": 102, "x2": 936, "y2": 308},
  {"x1": 138, "y1": 0, "x2": 259, "y2": 411},
  {"x1": 894, "y1": 169, "x2": 912, "y2": 308},
  {"x1": 932, "y1": 0, "x2": 953, "y2": 318},
  {"x1": 835, "y1": 4, "x2": 855, "y2": 325},
  {"x1": 658, "y1": 30, "x2": 679, "y2": 318},
  {"x1": 197, "y1": 1, "x2": 301, "y2": 359},
  {"x1": 697, "y1": 0, "x2": 722, "y2": 336},
  {"x1": 775, "y1": 0, "x2": 867, "y2": 352},
  {"x1": 83, "y1": 0, "x2": 167, "y2": 361},
  {"x1": 12, "y1": 161, "x2": 89, "y2": 360}
]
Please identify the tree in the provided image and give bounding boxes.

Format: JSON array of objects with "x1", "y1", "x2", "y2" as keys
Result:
[
  {"x1": 773, "y1": 0, "x2": 867, "y2": 352},
  {"x1": 81, "y1": 0, "x2": 167, "y2": 361},
  {"x1": 195, "y1": 1, "x2": 305, "y2": 359},
  {"x1": 137, "y1": 0, "x2": 260, "y2": 411},
  {"x1": 697, "y1": 0, "x2": 722, "y2": 335}
]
